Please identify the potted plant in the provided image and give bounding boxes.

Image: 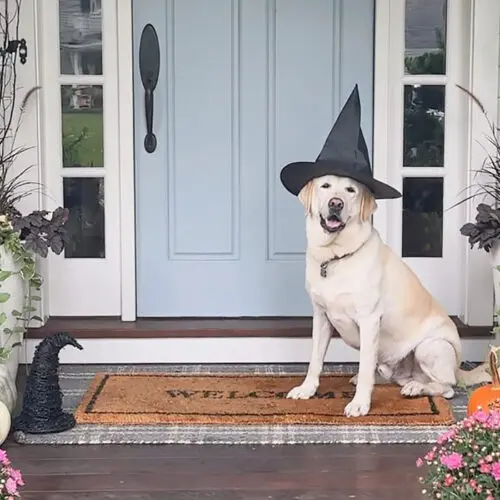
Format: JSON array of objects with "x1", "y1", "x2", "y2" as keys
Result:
[
  {"x1": 0, "y1": 0, "x2": 68, "y2": 442},
  {"x1": 416, "y1": 408, "x2": 500, "y2": 499},
  {"x1": 456, "y1": 86, "x2": 500, "y2": 328}
]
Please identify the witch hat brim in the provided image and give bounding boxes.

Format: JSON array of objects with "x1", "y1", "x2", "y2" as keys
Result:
[
  {"x1": 280, "y1": 85, "x2": 401, "y2": 200},
  {"x1": 13, "y1": 412, "x2": 76, "y2": 434}
]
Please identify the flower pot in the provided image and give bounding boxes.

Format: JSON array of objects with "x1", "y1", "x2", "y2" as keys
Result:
[
  {"x1": 491, "y1": 242, "x2": 500, "y2": 325},
  {"x1": 0, "y1": 245, "x2": 25, "y2": 419}
]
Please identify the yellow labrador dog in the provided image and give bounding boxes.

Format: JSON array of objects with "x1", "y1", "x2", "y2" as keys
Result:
[{"x1": 286, "y1": 174, "x2": 491, "y2": 417}]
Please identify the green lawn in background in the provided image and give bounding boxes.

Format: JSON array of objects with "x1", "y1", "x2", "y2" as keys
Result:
[{"x1": 62, "y1": 110, "x2": 104, "y2": 168}]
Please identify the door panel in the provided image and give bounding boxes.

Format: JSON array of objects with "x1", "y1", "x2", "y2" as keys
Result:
[{"x1": 133, "y1": 0, "x2": 374, "y2": 316}]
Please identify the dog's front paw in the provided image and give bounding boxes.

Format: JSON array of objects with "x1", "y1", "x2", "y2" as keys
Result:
[
  {"x1": 349, "y1": 374, "x2": 358, "y2": 386},
  {"x1": 401, "y1": 380, "x2": 425, "y2": 397},
  {"x1": 344, "y1": 398, "x2": 371, "y2": 417},
  {"x1": 286, "y1": 382, "x2": 318, "y2": 400}
]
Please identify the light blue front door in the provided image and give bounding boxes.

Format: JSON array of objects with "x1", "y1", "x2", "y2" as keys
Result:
[{"x1": 133, "y1": 0, "x2": 374, "y2": 317}]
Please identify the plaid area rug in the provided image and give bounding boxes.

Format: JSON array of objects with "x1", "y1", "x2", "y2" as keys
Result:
[{"x1": 12, "y1": 363, "x2": 471, "y2": 445}]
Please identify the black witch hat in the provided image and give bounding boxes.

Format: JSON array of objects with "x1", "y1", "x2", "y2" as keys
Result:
[
  {"x1": 13, "y1": 332, "x2": 83, "y2": 434},
  {"x1": 280, "y1": 85, "x2": 401, "y2": 199}
]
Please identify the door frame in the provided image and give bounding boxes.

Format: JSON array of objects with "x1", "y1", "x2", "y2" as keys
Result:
[
  {"x1": 82, "y1": 0, "x2": 497, "y2": 323},
  {"x1": 37, "y1": 0, "x2": 123, "y2": 316},
  {"x1": 369, "y1": 0, "x2": 499, "y2": 325},
  {"x1": 374, "y1": 1, "x2": 473, "y2": 318}
]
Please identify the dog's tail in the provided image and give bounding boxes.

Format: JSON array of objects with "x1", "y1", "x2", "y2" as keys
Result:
[{"x1": 456, "y1": 363, "x2": 492, "y2": 386}]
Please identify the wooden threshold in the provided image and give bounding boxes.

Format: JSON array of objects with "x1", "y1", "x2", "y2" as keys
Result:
[{"x1": 26, "y1": 316, "x2": 493, "y2": 339}]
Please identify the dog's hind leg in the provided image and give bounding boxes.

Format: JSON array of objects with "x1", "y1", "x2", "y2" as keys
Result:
[
  {"x1": 390, "y1": 353, "x2": 415, "y2": 387},
  {"x1": 349, "y1": 367, "x2": 392, "y2": 386},
  {"x1": 287, "y1": 306, "x2": 332, "y2": 399},
  {"x1": 400, "y1": 339, "x2": 457, "y2": 399},
  {"x1": 350, "y1": 355, "x2": 413, "y2": 386}
]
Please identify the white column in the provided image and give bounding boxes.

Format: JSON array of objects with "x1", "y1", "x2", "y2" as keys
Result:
[{"x1": 462, "y1": 0, "x2": 500, "y2": 326}]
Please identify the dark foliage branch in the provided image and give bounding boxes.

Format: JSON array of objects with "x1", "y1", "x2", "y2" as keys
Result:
[{"x1": 455, "y1": 85, "x2": 500, "y2": 252}]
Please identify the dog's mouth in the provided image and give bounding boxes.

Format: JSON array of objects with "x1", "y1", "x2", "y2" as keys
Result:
[{"x1": 320, "y1": 213, "x2": 345, "y2": 233}]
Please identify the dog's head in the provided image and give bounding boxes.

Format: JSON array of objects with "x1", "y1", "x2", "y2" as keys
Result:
[{"x1": 298, "y1": 175, "x2": 377, "y2": 236}]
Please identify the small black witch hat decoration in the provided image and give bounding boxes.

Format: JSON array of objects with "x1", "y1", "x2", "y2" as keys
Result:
[
  {"x1": 13, "y1": 332, "x2": 83, "y2": 434},
  {"x1": 280, "y1": 84, "x2": 401, "y2": 199}
]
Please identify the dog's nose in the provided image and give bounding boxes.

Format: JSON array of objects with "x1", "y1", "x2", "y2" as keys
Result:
[{"x1": 328, "y1": 197, "x2": 344, "y2": 211}]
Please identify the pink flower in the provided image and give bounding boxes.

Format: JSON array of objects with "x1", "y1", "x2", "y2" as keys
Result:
[
  {"x1": 480, "y1": 463, "x2": 492, "y2": 473},
  {"x1": 424, "y1": 451, "x2": 435, "y2": 461},
  {"x1": 437, "y1": 430, "x2": 456, "y2": 444},
  {"x1": 444, "y1": 475, "x2": 454, "y2": 486},
  {"x1": 473, "y1": 410, "x2": 490, "y2": 423},
  {"x1": 0, "y1": 450, "x2": 7, "y2": 463},
  {"x1": 469, "y1": 479, "x2": 477, "y2": 488},
  {"x1": 440, "y1": 452, "x2": 463, "y2": 470},
  {"x1": 10, "y1": 468, "x2": 24, "y2": 486},
  {"x1": 487, "y1": 411, "x2": 500, "y2": 429},
  {"x1": 416, "y1": 458, "x2": 424, "y2": 468},
  {"x1": 491, "y1": 462, "x2": 500, "y2": 481},
  {"x1": 486, "y1": 496, "x2": 495, "y2": 500},
  {"x1": 5, "y1": 477, "x2": 17, "y2": 495}
]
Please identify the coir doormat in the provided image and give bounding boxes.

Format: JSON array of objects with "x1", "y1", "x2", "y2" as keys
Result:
[{"x1": 74, "y1": 373, "x2": 454, "y2": 426}]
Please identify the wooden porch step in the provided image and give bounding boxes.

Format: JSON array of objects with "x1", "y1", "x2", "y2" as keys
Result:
[{"x1": 26, "y1": 316, "x2": 493, "y2": 339}]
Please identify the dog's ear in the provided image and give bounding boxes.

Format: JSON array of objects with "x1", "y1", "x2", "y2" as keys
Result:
[
  {"x1": 359, "y1": 189, "x2": 377, "y2": 222},
  {"x1": 298, "y1": 182, "x2": 314, "y2": 215}
]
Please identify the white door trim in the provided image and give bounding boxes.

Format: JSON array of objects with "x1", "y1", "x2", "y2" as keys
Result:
[
  {"x1": 370, "y1": 0, "x2": 391, "y2": 244},
  {"x1": 116, "y1": 0, "x2": 136, "y2": 321}
]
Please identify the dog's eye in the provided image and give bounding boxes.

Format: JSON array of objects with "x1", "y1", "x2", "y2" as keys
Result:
[
  {"x1": 345, "y1": 187, "x2": 356, "y2": 193},
  {"x1": 321, "y1": 183, "x2": 331, "y2": 189}
]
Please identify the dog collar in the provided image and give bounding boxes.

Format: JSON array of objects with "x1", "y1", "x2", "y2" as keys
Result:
[
  {"x1": 319, "y1": 236, "x2": 370, "y2": 278},
  {"x1": 319, "y1": 254, "x2": 352, "y2": 278}
]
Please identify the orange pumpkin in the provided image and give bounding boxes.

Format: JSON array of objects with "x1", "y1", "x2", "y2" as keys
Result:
[{"x1": 467, "y1": 347, "x2": 500, "y2": 416}]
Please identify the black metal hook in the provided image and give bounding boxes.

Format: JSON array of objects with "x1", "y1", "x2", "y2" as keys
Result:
[{"x1": 1, "y1": 37, "x2": 27, "y2": 64}]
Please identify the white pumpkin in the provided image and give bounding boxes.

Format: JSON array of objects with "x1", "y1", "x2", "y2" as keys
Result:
[{"x1": 0, "y1": 401, "x2": 11, "y2": 445}]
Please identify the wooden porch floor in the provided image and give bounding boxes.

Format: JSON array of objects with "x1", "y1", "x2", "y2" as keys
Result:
[{"x1": 4, "y1": 441, "x2": 428, "y2": 499}]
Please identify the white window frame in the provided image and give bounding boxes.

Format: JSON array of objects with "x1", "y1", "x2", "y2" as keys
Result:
[
  {"x1": 37, "y1": 0, "x2": 121, "y2": 316},
  {"x1": 373, "y1": 0, "x2": 500, "y2": 325}
]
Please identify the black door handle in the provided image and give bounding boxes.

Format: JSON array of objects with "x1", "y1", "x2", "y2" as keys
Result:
[{"x1": 139, "y1": 24, "x2": 160, "y2": 153}]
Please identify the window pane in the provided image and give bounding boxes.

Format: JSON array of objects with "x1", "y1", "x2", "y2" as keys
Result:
[
  {"x1": 59, "y1": 0, "x2": 103, "y2": 75},
  {"x1": 403, "y1": 85, "x2": 445, "y2": 167},
  {"x1": 63, "y1": 177, "x2": 105, "y2": 258},
  {"x1": 402, "y1": 177, "x2": 443, "y2": 258},
  {"x1": 405, "y1": 0, "x2": 446, "y2": 75},
  {"x1": 61, "y1": 85, "x2": 104, "y2": 168}
]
